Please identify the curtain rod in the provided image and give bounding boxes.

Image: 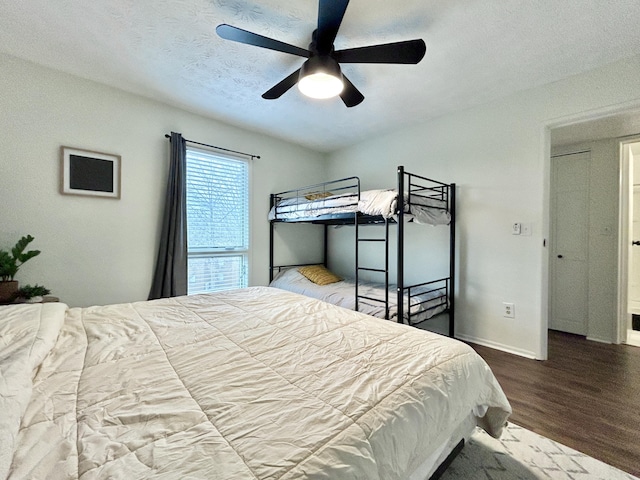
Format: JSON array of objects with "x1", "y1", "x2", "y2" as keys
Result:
[
  {"x1": 164, "y1": 134, "x2": 260, "y2": 160},
  {"x1": 550, "y1": 149, "x2": 590, "y2": 158}
]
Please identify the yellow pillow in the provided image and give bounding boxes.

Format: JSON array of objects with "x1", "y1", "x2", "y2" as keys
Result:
[
  {"x1": 304, "y1": 191, "x2": 333, "y2": 201},
  {"x1": 298, "y1": 265, "x2": 342, "y2": 286}
]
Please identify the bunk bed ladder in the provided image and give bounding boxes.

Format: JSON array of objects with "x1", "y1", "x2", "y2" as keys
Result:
[{"x1": 355, "y1": 216, "x2": 391, "y2": 319}]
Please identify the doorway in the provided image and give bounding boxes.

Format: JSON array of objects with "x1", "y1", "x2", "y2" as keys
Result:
[
  {"x1": 549, "y1": 108, "x2": 640, "y2": 350},
  {"x1": 620, "y1": 139, "x2": 640, "y2": 347}
]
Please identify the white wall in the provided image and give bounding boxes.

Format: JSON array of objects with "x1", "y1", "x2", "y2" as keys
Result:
[
  {"x1": 0, "y1": 53, "x2": 326, "y2": 307},
  {"x1": 327, "y1": 54, "x2": 640, "y2": 359}
]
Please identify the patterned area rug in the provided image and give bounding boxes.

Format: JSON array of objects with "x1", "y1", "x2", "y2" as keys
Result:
[{"x1": 441, "y1": 423, "x2": 638, "y2": 480}]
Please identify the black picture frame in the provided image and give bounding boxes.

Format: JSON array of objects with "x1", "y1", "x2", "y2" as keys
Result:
[{"x1": 60, "y1": 146, "x2": 121, "y2": 199}]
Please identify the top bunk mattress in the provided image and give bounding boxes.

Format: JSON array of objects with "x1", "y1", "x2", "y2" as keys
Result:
[{"x1": 268, "y1": 189, "x2": 451, "y2": 225}]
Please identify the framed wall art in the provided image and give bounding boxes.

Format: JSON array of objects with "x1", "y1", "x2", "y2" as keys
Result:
[{"x1": 60, "y1": 146, "x2": 121, "y2": 199}]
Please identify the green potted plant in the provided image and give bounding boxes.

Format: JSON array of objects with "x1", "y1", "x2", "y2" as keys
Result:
[
  {"x1": 0, "y1": 235, "x2": 41, "y2": 303},
  {"x1": 15, "y1": 284, "x2": 51, "y2": 303}
]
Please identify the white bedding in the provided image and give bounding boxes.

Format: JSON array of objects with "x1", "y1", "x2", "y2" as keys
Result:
[
  {"x1": 0, "y1": 303, "x2": 68, "y2": 480},
  {"x1": 270, "y1": 268, "x2": 448, "y2": 324},
  {"x1": 1, "y1": 287, "x2": 510, "y2": 480},
  {"x1": 269, "y1": 189, "x2": 451, "y2": 226}
]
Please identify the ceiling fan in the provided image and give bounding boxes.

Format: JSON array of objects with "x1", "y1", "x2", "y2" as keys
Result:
[{"x1": 216, "y1": 0, "x2": 426, "y2": 107}]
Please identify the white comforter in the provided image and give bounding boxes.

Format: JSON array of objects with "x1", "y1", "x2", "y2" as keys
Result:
[{"x1": 1, "y1": 287, "x2": 510, "y2": 480}]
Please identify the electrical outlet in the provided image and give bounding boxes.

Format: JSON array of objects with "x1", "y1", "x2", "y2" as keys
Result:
[{"x1": 503, "y1": 302, "x2": 515, "y2": 318}]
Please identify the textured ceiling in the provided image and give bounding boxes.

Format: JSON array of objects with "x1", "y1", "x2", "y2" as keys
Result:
[{"x1": 1, "y1": 0, "x2": 640, "y2": 152}]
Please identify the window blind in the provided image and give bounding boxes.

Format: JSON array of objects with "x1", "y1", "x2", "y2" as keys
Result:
[
  {"x1": 187, "y1": 254, "x2": 246, "y2": 294},
  {"x1": 186, "y1": 148, "x2": 249, "y2": 293}
]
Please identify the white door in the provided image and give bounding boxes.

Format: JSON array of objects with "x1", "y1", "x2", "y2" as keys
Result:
[
  {"x1": 550, "y1": 152, "x2": 590, "y2": 335},
  {"x1": 630, "y1": 185, "x2": 640, "y2": 310}
]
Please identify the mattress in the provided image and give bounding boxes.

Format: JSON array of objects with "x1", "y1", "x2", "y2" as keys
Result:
[
  {"x1": 1, "y1": 287, "x2": 510, "y2": 479},
  {"x1": 269, "y1": 189, "x2": 451, "y2": 226},
  {"x1": 270, "y1": 267, "x2": 448, "y2": 324}
]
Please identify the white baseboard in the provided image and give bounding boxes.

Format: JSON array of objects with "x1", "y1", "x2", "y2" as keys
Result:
[
  {"x1": 628, "y1": 301, "x2": 640, "y2": 315},
  {"x1": 455, "y1": 333, "x2": 538, "y2": 359},
  {"x1": 586, "y1": 336, "x2": 612, "y2": 344},
  {"x1": 626, "y1": 329, "x2": 640, "y2": 347}
]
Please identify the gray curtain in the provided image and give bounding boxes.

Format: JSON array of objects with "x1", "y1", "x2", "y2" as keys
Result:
[{"x1": 148, "y1": 132, "x2": 188, "y2": 299}]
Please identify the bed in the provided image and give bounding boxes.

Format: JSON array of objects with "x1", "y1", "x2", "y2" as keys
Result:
[
  {"x1": 270, "y1": 267, "x2": 449, "y2": 325},
  {"x1": 269, "y1": 167, "x2": 457, "y2": 335},
  {"x1": 1, "y1": 287, "x2": 510, "y2": 479}
]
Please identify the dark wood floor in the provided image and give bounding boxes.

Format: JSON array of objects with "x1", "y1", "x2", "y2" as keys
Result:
[{"x1": 469, "y1": 330, "x2": 640, "y2": 478}]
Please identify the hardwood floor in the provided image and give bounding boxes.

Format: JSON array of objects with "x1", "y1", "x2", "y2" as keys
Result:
[{"x1": 468, "y1": 330, "x2": 640, "y2": 478}]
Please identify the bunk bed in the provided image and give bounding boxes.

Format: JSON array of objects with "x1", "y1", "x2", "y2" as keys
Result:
[{"x1": 269, "y1": 166, "x2": 456, "y2": 336}]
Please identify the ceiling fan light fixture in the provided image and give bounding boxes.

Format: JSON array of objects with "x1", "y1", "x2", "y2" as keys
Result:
[
  {"x1": 298, "y1": 73, "x2": 344, "y2": 99},
  {"x1": 298, "y1": 56, "x2": 344, "y2": 99}
]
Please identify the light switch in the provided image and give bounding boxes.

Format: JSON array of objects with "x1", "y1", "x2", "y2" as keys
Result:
[{"x1": 512, "y1": 223, "x2": 521, "y2": 235}]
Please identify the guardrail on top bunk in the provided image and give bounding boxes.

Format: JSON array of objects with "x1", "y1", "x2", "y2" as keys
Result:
[
  {"x1": 401, "y1": 167, "x2": 453, "y2": 212},
  {"x1": 269, "y1": 176, "x2": 361, "y2": 223}
]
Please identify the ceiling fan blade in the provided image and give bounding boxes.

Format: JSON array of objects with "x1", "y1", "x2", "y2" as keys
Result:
[
  {"x1": 262, "y1": 69, "x2": 301, "y2": 99},
  {"x1": 316, "y1": 0, "x2": 350, "y2": 54},
  {"x1": 339, "y1": 75, "x2": 364, "y2": 108},
  {"x1": 334, "y1": 39, "x2": 426, "y2": 64},
  {"x1": 217, "y1": 24, "x2": 309, "y2": 58}
]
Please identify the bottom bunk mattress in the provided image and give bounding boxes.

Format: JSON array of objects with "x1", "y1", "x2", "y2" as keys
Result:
[
  {"x1": 270, "y1": 266, "x2": 448, "y2": 324},
  {"x1": 1, "y1": 287, "x2": 511, "y2": 480}
]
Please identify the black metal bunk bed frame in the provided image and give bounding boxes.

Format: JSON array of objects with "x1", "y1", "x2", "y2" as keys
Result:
[{"x1": 269, "y1": 166, "x2": 456, "y2": 337}]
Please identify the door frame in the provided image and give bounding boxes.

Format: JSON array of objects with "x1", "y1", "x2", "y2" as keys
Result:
[{"x1": 617, "y1": 136, "x2": 640, "y2": 345}]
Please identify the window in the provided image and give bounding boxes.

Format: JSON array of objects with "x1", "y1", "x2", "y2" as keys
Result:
[{"x1": 186, "y1": 147, "x2": 249, "y2": 294}]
